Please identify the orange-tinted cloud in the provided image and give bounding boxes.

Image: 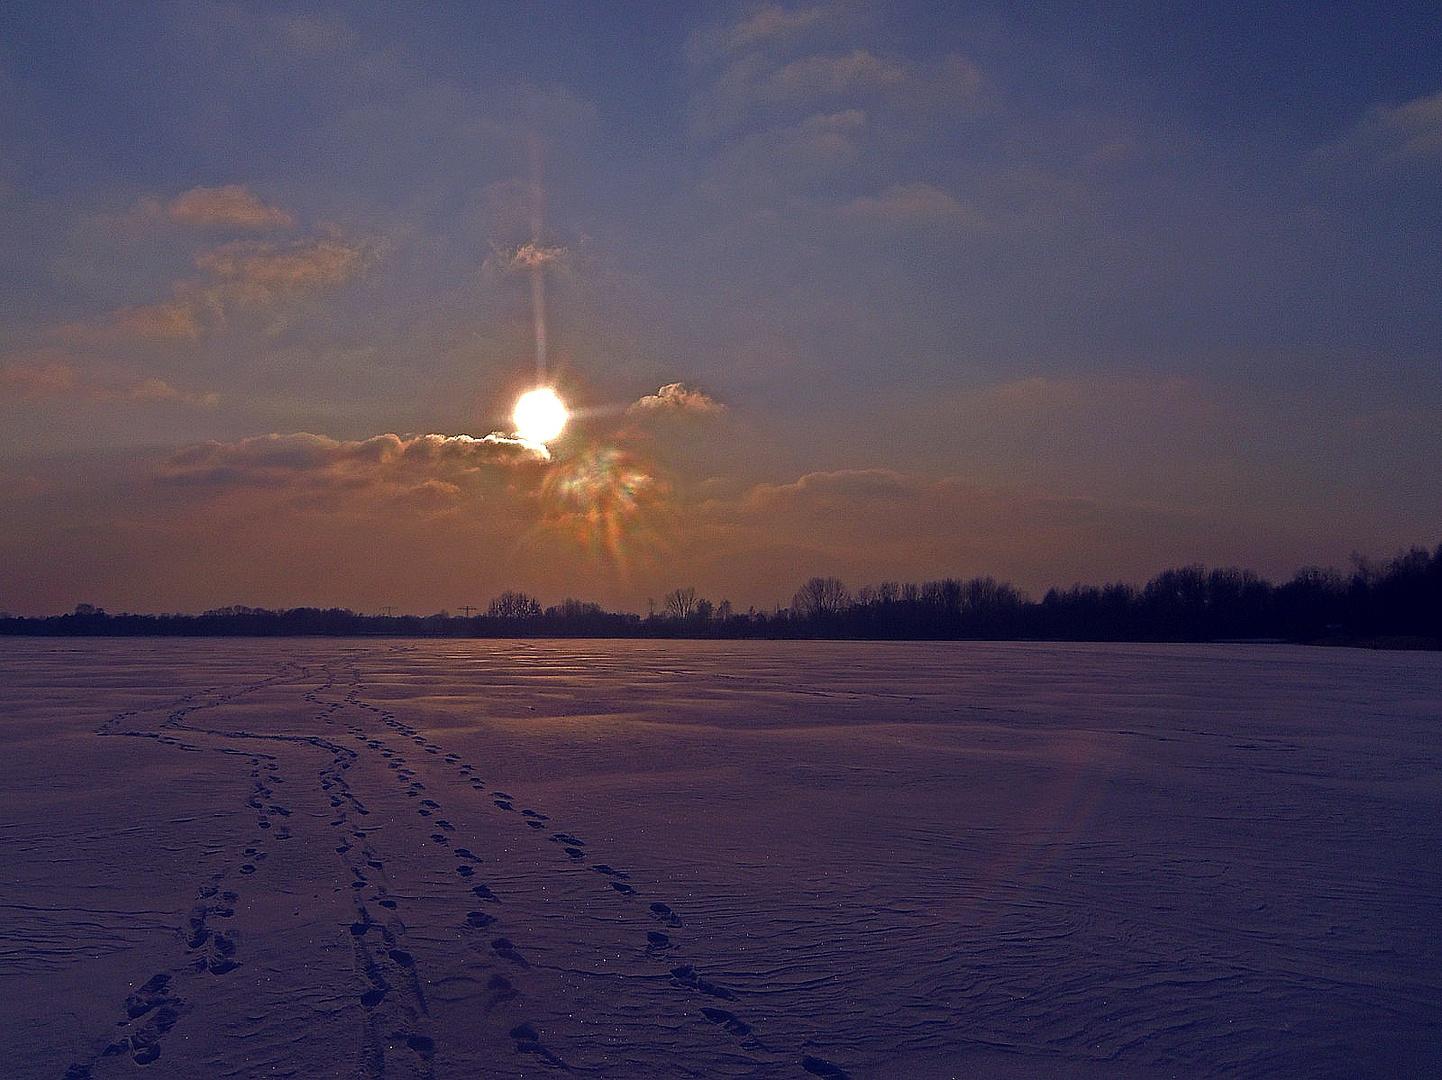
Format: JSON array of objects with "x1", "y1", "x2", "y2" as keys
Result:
[
  {"x1": 158, "y1": 431, "x2": 549, "y2": 490},
  {"x1": 122, "y1": 378, "x2": 221, "y2": 407},
  {"x1": 196, "y1": 234, "x2": 368, "y2": 294},
  {"x1": 683, "y1": 466, "x2": 1247, "y2": 602},
  {"x1": 115, "y1": 299, "x2": 206, "y2": 340},
  {"x1": 0, "y1": 359, "x2": 79, "y2": 399},
  {"x1": 168, "y1": 185, "x2": 296, "y2": 230},
  {"x1": 115, "y1": 231, "x2": 372, "y2": 339},
  {"x1": 0, "y1": 356, "x2": 217, "y2": 407}
]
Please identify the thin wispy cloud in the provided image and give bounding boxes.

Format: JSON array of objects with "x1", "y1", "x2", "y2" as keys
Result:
[
  {"x1": 0, "y1": 356, "x2": 218, "y2": 407},
  {"x1": 838, "y1": 182, "x2": 984, "y2": 229},
  {"x1": 0, "y1": 358, "x2": 78, "y2": 399},
  {"x1": 115, "y1": 231, "x2": 374, "y2": 340},
  {"x1": 1318, "y1": 88, "x2": 1442, "y2": 168},
  {"x1": 167, "y1": 185, "x2": 296, "y2": 230},
  {"x1": 687, "y1": 3, "x2": 846, "y2": 65},
  {"x1": 771, "y1": 49, "x2": 908, "y2": 99}
]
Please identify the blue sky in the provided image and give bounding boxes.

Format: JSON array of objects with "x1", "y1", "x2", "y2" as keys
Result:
[{"x1": 2, "y1": 2, "x2": 1439, "y2": 615}]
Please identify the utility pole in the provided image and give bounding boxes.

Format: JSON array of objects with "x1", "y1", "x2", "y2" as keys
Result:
[
  {"x1": 460, "y1": 605, "x2": 476, "y2": 618},
  {"x1": 381, "y1": 606, "x2": 395, "y2": 617}
]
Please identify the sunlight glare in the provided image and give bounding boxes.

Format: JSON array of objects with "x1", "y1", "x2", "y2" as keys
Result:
[{"x1": 514, "y1": 387, "x2": 568, "y2": 444}]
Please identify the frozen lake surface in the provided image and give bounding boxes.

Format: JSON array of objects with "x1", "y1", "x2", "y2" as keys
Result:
[{"x1": 1, "y1": 639, "x2": 1439, "y2": 1079}]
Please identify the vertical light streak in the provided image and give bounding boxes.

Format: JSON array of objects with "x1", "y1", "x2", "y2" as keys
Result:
[
  {"x1": 531, "y1": 266, "x2": 548, "y2": 383},
  {"x1": 529, "y1": 135, "x2": 548, "y2": 383}
]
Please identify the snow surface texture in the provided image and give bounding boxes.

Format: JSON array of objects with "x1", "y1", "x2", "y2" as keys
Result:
[{"x1": 1, "y1": 640, "x2": 1439, "y2": 1079}]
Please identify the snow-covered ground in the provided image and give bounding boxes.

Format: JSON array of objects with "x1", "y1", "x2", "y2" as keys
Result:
[{"x1": 2, "y1": 639, "x2": 1439, "y2": 1079}]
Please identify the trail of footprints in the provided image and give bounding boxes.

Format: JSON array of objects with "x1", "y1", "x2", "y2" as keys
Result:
[
  {"x1": 70, "y1": 659, "x2": 850, "y2": 1079},
  {"x1": 345, "y1": 690, "x2": 851, "y2": 1078},
  {"x1": 68, "y1": 679, "x2": 293, "y2": 1077}
]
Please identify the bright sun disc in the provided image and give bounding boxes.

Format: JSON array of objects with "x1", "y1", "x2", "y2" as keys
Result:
[{"x1": 514, "y1": 387, "x2": 568, "y2": 444}]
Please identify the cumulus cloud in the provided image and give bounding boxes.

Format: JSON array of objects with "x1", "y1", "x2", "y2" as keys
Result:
[
  {"x1": 158, "y1": 431, "x2": 550, "y2": 489},
  {"x1": 168, "y1": 185, "x2": 296, "y2": 230},
  {"x1": 628, "y1": 382, "x2": 726, "y2": 415}
]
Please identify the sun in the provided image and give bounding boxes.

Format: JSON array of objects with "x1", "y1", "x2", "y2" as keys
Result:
[{"x1": 513, "y1": 386, "x2": 569, "y2": 444}]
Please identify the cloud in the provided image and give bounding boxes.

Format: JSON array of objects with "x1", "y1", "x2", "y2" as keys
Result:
[
  {"x1": 196, "y1": 234, "x2": 368, "y2": 293},
  {"x1": 0, "y1": 439, "x2": 556, "y2": 615},
  {"x1": 123, "y1": 378, "x2": 221, "y2": 407},
  {"x1": 0, "y1": 356, "x2": 218, "y2": 407},
  {"x1": 838, "y1": 182, "x2": 984, "y2": 229},
  {"x1": 697, "y1": 108, "x2": 873, "y2": 208},
  {"x1": 158, "y1": 431, "x2": 550, "y2": 490},
  {"x1": 1376, "y1": 91, "x2": 1442, "y2": 161},
  {"x1": 115, "y1": 231, "x2": 373, "y2": 340},
  {"x1": 755, "y1": 109, "x2": 868, "y2": 173},
  {"x1": 692, "y1": 48, "x2": 906, "y2": 141},
  {"x1": 0, "y1": 359, "x2": 78, "y2": 399},
  {"x1": 685, "y1": 6, "x2": 987, "y2": 226},
  {"x1": 168, "y1": 185, "x2": 296, "y2": 230},
  {"x1": 739, "y1": 468, "x2": 915, "y2": 510},
  {"x1": 688, "y1": 4, "x2": 845, "y2": 65},
  {"x1": 115, "y1": 300, "x2": 205, "y2": 340},
  {"x1": 497, "y1": 241, "x2": 569, "y2": 273},
  {"x1": 724, "y1": 4, "x2": 832, "y2": 51},
  {"x1": 771, "y1": 49, "x2": 908, "y2": 100},
  {"x1": 683, "y1": 466, "x2": 1279, "y2": 602},
  {"x1": 1317, "y1": 89, "x2": 1442, "y2": 169},
  {"x1": 628, "y1": 382, "x2": 726, "y2": 415},
  {"x1": 687, "y1": 1, "x2": 982, "y2": 145}
]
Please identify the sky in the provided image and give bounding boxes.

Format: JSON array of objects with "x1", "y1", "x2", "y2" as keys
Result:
[{"x1": 2, "y1": 1, "x2": 1439, "y2": 617}]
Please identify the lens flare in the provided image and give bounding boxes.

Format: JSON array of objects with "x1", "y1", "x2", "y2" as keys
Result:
[
  {"x1": 513, "y1": 387, "x2": 568, "y2": 444},
  {"x1": 538, "y1": 445, "x2": 669, "y2": 575}
]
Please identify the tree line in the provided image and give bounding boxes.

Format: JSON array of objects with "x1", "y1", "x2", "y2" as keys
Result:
[{"x1": 3, "y1": 543, "x2": 1439, "y2": 645}]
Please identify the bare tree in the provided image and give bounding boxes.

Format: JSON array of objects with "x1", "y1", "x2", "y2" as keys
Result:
[
  {"x1": 487, "y1": 591, "x2": 542, "y2": 619},
  {"x1": 664, "y1": 586, "x2": 698, "y2": 619},
  {"x1": 791, "y1": 576, "x2": 850, "y2": 619}
]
